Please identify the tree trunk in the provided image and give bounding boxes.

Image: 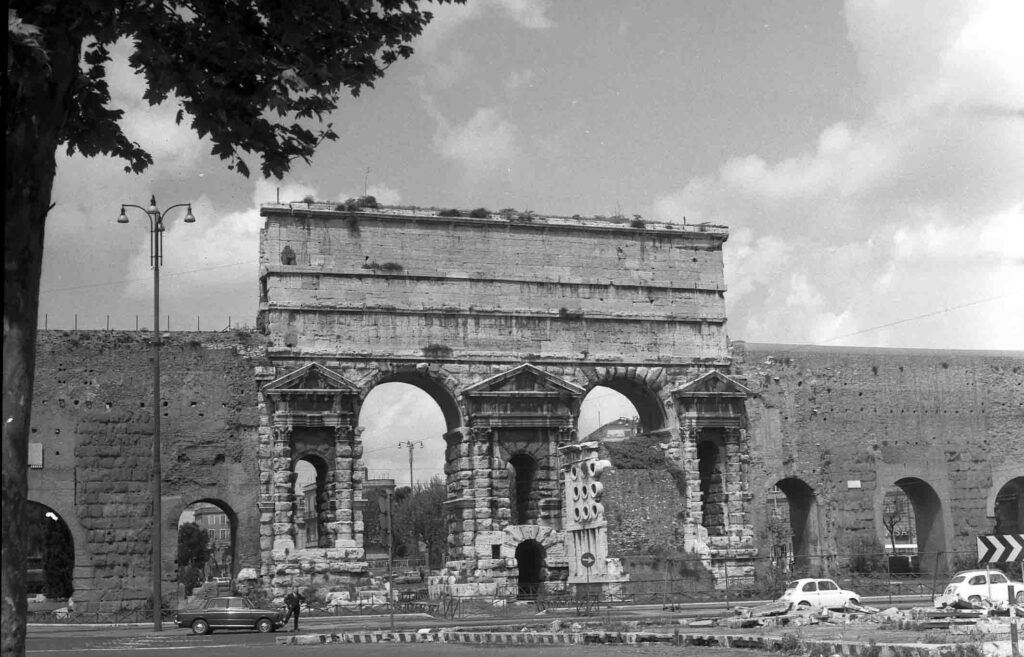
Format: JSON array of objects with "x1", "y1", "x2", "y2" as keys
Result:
[{"x1": 3, "y1": 26, "x2": 79, "y2": 657}]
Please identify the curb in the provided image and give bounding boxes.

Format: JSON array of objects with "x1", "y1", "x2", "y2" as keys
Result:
[{"x1": 276, "y1": 629, "x2": 1015, "y2": 655}]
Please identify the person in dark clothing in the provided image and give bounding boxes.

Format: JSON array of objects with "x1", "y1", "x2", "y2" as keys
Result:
[
  {"x1": 288, "y1": 589, "x2": 303, "y2": 630},
  {"x1": 282, "y1": 589, "x2": 305, "y2": 631}
]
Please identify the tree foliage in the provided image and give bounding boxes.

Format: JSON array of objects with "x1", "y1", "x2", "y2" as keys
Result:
[
  {"x1": 392, "y1": 476, "x2": 447, "y2": 570},
  {"x1": 4, "y1": 2, "x2": 457, "y2": 651},
  {"x1": 176, "y1": 523, "x2": 210, "y2": 596},
  {"x1": 8, "y1": 0, "x2": 458, "y2": 178}
]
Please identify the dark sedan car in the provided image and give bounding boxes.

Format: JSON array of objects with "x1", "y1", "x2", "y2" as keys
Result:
[{"x1": 174, "y1": 596, "x2": 283, "y2": 634}]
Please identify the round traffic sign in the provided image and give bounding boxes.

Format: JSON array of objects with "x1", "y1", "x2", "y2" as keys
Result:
[{"x1": 580, "y1": 552, "x2": 595, "y2": 568}]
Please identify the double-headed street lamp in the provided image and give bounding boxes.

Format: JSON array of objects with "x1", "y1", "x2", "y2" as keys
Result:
[{"x1": 118, "y1": 195, "x2": 195, "y2": 631}]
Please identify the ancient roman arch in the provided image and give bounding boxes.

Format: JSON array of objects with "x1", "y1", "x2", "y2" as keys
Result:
[{"x1": 254, "y1": 203, "x2": 751, "y2": 594}]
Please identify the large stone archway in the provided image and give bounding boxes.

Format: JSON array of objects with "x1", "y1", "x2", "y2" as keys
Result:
[{"x1": 255, "y1": 204, "x2": 737, "y2": 593}]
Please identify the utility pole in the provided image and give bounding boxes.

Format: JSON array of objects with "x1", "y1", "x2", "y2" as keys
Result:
[{"x1": 397, "y1": 441, "x2": 423, "y2": 489}]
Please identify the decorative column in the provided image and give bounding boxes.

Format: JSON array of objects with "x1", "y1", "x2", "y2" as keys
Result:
[
  {"x1": 330, "y1": 424, "x2": 361, "y2": 547},
  {"x1": 270, "y1": 426, "x2": 296, "y2": 552}
]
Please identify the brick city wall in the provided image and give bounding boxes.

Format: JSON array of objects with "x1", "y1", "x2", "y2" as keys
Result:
[
  {"x1": 732, "y1": 342, "x2": 1024, "y2": 567},
  {"x1": 27, "y1": 330, "x2": 268, "y2": 611}
]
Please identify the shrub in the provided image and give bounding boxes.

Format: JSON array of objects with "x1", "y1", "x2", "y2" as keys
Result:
[
  {"x1": 379, "y1": 262, "x2": 404, "y2": 272},
  {"x1": 776, "y1": 632, "x2": 802, "y2": 654},
  {"x1": 437, "y1": 208, "x2": 462, "y2": 217},
  {"x1": 469, "y1": 207, "x2": 489, "y2": 218},
  {"x1": 302, "y1": 194, "x2": 315, "y2": 204}
]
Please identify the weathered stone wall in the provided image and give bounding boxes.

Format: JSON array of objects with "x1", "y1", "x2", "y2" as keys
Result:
[
  {"x1": 603, "y1": 470, "x2": 688, "y2": 556},
  {"x1": 27, "y1": 330, "x2": 268, "y2": 611},
  {"x1": 258, "y1": 205, "x2": 730, "y2": 364},
  {"x1": 733, "y1": 342, "x2": 1024, "y2": 569}
]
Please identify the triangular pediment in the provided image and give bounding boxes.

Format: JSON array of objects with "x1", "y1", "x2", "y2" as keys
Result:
[
  {"x1": 463, "y1": 363, "x2": 585, "y2": 397},
  {"x1": 262, "y1": 362, "x2": 358, "y2": 395},
  {"x1": 673, "y1": 370, "x2": 752, "y2": 398}
]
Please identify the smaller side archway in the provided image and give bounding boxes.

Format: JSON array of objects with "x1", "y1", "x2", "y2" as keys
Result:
[
  {"x1": 890, "y1": 477, "x2": 947, "y2": 574},
  {"x1": 25, "y1": 501, "x2": 75, "y2": 600},
  {"x1": 515, "y1": 539, "x2": 546, "y2": 599},
  {"x1": 176, "y1": 499, "x2": 238, "y2": 594},
  {"x1": 292, "y1": 455, "x2": 330, "y2": 548},
  {"x1": 770, "y1": 478, "x2": 820, "y2": 572},
  {"x1": 993, "y1": 476, "x2": 1024, "y2": 534}
]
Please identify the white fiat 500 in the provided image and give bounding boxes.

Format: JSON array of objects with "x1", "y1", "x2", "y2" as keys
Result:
[
  {"x1": 779, "y1": 578, "x2": 861, "y2": 609},
  {"x1": 934, "y1": 570, "x2": 1024, "y2": 607}
]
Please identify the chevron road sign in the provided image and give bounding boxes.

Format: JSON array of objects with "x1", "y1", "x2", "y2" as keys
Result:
[{"x1": 977, "y1": 534, "x2": 1024, "y2": 564}]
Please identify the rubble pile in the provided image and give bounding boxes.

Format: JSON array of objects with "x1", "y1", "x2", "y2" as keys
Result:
[{"x1": 681, "y1": 597, "x2": 1024, "y2": 634}]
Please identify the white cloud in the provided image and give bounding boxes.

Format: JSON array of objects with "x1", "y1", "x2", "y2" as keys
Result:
[
  {"x1": 655, "y1": 0, "x2": 1024, "y2": 350},
  {"x1": 416, "y1": 0, "x2": 553, "y2": 53},
  {"x1": 504, "y1": 69, "x2": 535, "y2": 97},
  {"x1": 122, "y1": 179, "x2": 316, "y2": 305},
  {"x1": 434, "y1": 107, "x2": 519, "y2": 174},
  {"x1": 105, "y1": 40, "x2": 206, "y2": 171}
]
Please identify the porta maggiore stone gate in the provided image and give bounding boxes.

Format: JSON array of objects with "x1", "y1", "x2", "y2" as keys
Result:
[
  {"x1": 25, "y1": 204, "x2": 1023, "y2": 610},
  {"x1": 256, "y1": 204, "x2": 751, "y2": 595}
]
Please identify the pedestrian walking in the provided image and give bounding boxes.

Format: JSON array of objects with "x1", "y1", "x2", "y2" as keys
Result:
[
  {"x1": 282, "y1": 591, "x2": 295, "y2": 627},
  {"x1": 284, "y1": 588, "x2": 305, "y2": 631}
]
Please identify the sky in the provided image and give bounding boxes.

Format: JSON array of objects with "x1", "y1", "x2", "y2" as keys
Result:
[{"x1": 38, "y1": 0, "x2": 1024, "y2": 482}]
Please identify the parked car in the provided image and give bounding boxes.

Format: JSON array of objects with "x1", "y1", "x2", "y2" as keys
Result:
[
  {"x1": 174, "y1": 596, "x2": 283, "y2": 634},
  {"x1": 934, "y1": 569, "x2": 1024, "y2": 607},
  {"x1": 779, "y1": 578, "x2": 861, "y2": 609}
]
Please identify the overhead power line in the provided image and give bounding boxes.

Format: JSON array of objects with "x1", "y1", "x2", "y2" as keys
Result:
[{"x1": 40, "y1": 260, "x2": 256, "y2": 295}]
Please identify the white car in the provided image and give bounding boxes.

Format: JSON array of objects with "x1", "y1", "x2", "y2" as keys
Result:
[
  {"x1": 779, "y1": 578, "x2": 861, "y2": 609},
  {"x1": 934, "y1": 569, "x2": 1024, "y2": 607}
]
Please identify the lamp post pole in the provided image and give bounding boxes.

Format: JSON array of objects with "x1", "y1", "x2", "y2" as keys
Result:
[{"x1": 119, "y1": 196, "x2": 195, "y2": 632}]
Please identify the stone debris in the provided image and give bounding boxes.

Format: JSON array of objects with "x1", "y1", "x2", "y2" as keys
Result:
[{"x1": 709, "y1": 597, "x2": 1024, "y2": 635}]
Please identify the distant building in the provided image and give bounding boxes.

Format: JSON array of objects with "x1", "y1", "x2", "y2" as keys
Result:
[
  {"x1": 363, "y1": 478, "x2": 396, "y2": 561},
  {"x1": 583, "y1": 417, "x2": 639, "y2": 443},
  {"x1": 193, "y1": 505, "x2": 232, "y2": 578},
  {"x1": 295, "y1": 482, "x2": 319, "y2": 549}
]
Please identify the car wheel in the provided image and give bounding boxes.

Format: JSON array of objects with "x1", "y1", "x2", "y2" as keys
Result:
[
  {"x1": 1015, "y1": 591, "x2": 1024, "y2": 605},
  {"x1": 967, "y1": 595, "x2": 982, "y2": 604},
  {"x1": 256, "y1": 618, "x2": 274, "y2": 633},
  {"x1": 191, "y1": 619, "x2": 210, "y2": 635},
  {"x1": 797, "y1": 601, "x2": 811, "y2": 608},
  {"x1": 848, "y1": 598, "x2": 860, "y2": 606}
]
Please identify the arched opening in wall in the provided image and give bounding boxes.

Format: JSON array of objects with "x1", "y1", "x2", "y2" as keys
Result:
[
  {"x1": 292, "y1": 457, "x2": 328, "y2": 549},
  {"x1": 770, "y1": 478, "x2": 818, "y2": 572},
  {"x1": 508, "y1": 453, "x2": 539, "y2": 525},
  {"x1": 176, "y1": 501, "x2": 236, "y2": 596},
  {"x1": 25, "y1": 502, "x2": 74, "y2": 601},
  {"x1": 881, "y1": 487, "x2": 918, "y2": 574},
  {"x1": 359, "y1": 381, "x2": 450, "y2": 569},
  {"x1": 515, "y1": 539, "x2": 546, "y2": 600},
  {"x1": 994, "y1": 477, "x2": 1024, "y2": 534},
  {"x1": 698, "y1": 434, "x2": 726, "y2": 536},
  {"x1": 892, "y1": 478, "x2": 947, "y2": 575},
  {"x1": 579, "y1": 382, "x2": 662, "y2": 440}
]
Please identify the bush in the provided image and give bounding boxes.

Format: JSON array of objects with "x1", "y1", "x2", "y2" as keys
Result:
[
  {"x1": 437, "y1": 208, "x2": 462, "y2": 217},
  {"x1": 849, "y1": 537, "x2": 886, "y2": 574},
  {"x1": 469, "y1": 207, "x2": 489, "y2": 218},
  {"x1": 776, "y1": 632, "x2": 802, "y2": 654}
]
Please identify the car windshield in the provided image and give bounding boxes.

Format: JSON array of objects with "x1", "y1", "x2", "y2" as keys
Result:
[
  {"x1": 785, "y1": 581, "x2": 799, "y2": 591},
  {"x1": 949, "y1": 575, "x2": 966, "y2": 584}
]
